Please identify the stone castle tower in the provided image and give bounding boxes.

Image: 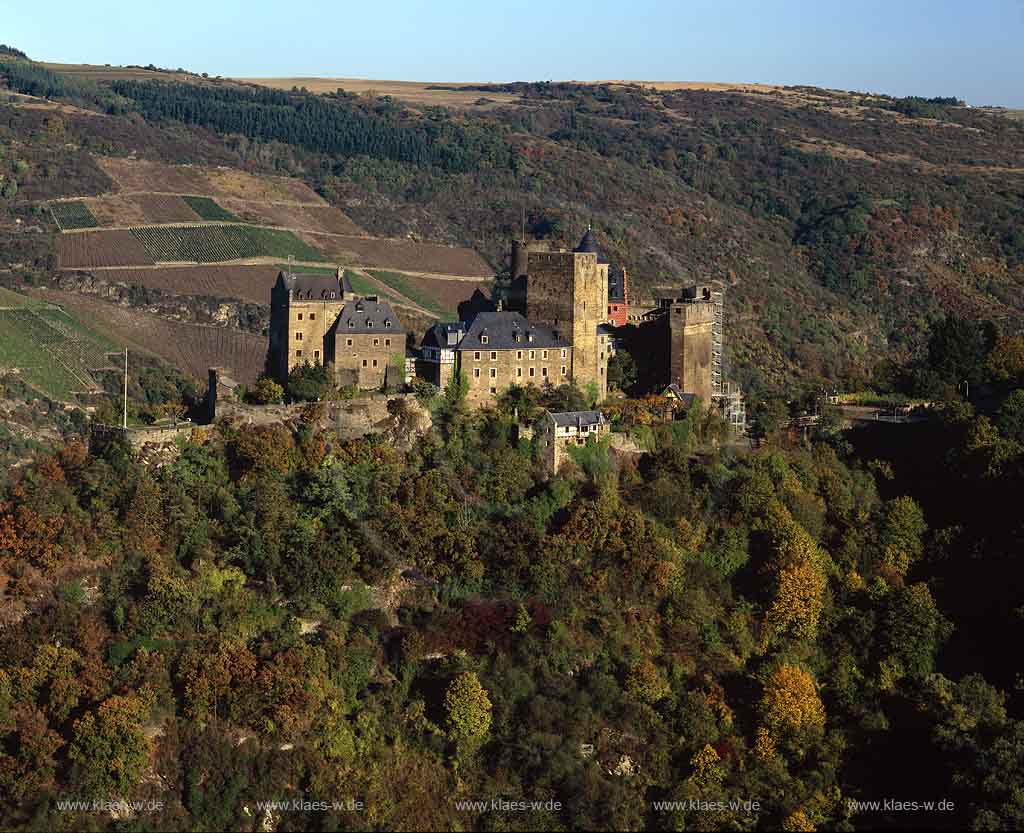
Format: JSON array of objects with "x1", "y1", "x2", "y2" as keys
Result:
[
  {"x1": 665, "y1": 285, "x2": 716, "y2": 406},
  {"x1": 267, "y1": 268, "x2": 354, "y2": 380},
  {"x1": 525, "y1": 228, "x2": 609, "y2": 401}
]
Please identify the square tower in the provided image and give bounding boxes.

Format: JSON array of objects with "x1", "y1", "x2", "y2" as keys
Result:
[
  {"x1": 268, "y1": 269, "x2": 351, "y2": 381},
  {"x1": 525, "y1": 229, "x2": 610, "y2": 401},
  {"x1": 664, "y1": 285, "x2": 716, "y2": 407}
]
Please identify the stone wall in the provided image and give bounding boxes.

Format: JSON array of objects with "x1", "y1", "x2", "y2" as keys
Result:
[
  {"x1": 526, "y1": 250, "x2": 608, "y2": 400},
  {"x1": 328, "y1": 331, "x2": 401, "y2": 389},
  {"x1": 458, "y1": 345, "x2": 572, "y2": 407},
  {"x1": 667, "y1": 301, "x2": 715, "y2": 406}
]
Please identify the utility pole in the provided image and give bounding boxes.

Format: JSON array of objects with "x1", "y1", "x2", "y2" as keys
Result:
[{"x1": 123, "y1": 348, "x2": 128, "y2": 430}]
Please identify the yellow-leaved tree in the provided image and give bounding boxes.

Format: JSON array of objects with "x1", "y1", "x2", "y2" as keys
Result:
[
  {"x1": 760, "y1": 664, "x2": 826, "y2": 749},
  {"x1": 762, "y1": 501, "x2": 830, "y2": 644},
  {"x1": 444, "y1": 672, "x2": 492, "y2": 743}
]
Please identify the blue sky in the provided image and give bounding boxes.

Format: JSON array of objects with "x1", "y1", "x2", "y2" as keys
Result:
[{"x1": 9, "y1": 0, "x2": 1024, "y2": 106}]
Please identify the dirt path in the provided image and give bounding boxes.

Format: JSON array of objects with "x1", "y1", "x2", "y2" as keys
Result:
[{"x1": 58, "y1": 259, "x2": 483, "y2": 283}]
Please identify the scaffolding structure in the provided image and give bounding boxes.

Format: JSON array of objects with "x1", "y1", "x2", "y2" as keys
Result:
[
  {"x1": 710, "y1": 287, "x2": 724, "y2": 396},
  {"x1": 709, "y1": 285, "x2": 747, "y2": 433}
]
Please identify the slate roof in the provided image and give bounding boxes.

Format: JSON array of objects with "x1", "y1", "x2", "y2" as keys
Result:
[
  {"x1": 458, "y1": 311, "x2": 570, "y2": 351},
  {"x1": 420, "y1": 321, "x2": 465, "y2": 349},
  {"x1": 332, "y1": 297, "x2": 404, "y2": 334},
  {"x1": 664, "y1": 384, "x2": 697, "y2": 409},
  {"x1": 550, "y1": 410, "x2": 607, "y2": 428},
  {"x1": 574, "y1": 228, "x2": 609, "y2": 264},
  {"x1": 279, "y1": 270, "x2": 351, "y2": 300}
]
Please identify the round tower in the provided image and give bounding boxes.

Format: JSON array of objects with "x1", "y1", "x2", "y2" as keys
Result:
[{"x1": 511, "y1": 238, "x2": 529, "y2": 280}]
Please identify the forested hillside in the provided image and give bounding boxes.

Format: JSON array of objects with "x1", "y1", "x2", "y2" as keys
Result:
[
  {"x1": 1, "y1": 328, "x2": 1023, "y2": 830},
  {"x1": 3, "y1": 55, "x2": 1023, "y2": 403}
]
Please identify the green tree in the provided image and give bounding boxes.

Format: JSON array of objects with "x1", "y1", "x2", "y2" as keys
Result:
[
  {"x1": 287, "y1": 362, "x2": 332, "y2": 402},
  {"x1": 996, "y1": 389, "x2": 1024, "y2": 443},
  {"x1": 68, "y1": 694, "x2": 153, "y2": 798},
  {"x1": 607, "y1": 348, "x2": 638, "y2": 393},
  {"x1": 444, "y1": 672, "x2": 492, "y2": 742},
  {"x1": 251, "y1": 377, "x2": 284, "y2": 405},
  {"x1": 879, "y1": 495, "x2": 927, "y2": 576},
  {"x1": 926, "y1": 316, "x2": 996, "y2": 388}
]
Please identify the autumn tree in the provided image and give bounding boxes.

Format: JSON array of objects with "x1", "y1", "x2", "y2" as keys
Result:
[
  {"x1": 444, "y1": 672, "x2": 492, "y2": 743},
  {"x1": 68, "y1": 693, "x2": 153, "y2": 798},
  {"x1": 625, "y1": 658, "x2": 672, "y2": 705},
  {"x1": 762, "y1": 501, "x2": 830, "y2": 643},
  {"x1": 251, "y1": 376, "x2": 285, "y2": 405},
  {"x1": 760, "y1": 664, "x2": 826, "y2": 747}
]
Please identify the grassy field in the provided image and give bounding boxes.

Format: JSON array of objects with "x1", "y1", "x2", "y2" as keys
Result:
[
  {"x1": 0, "y1": 286, "x2": 42, "y2": 308},
  {"x1": 93, "y1": 157, "x2": 325, "y2": 204},
  {"x1": 182, "y1": 196, "x2": 239, "y2": 222},
  {"x1": 367, "y1": 270, "x2": 454, "y2": 318},
  {"x1": 0, "y1": 291, "x2": 120, "y2": 400}
]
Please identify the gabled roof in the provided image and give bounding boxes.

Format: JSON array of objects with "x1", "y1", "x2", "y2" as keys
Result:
[
  {"x1": 420, "y1": 321, "x2": 465, "y2": 349},
  {"x1": 278, "y1": 270, "x2": 349, "y2": 300},
  {"x1": 663, "y1": 384, "x2": 697, "y2": 408},
  {"x1": 459, "y1": 311, "x2": 570, "y2": 351},
  {"x1": 331, "y1": 297, "x2": 404, "y2": 334},
  {"x1": 549, "y1": 410, "x2": 607, "y2": 428}
]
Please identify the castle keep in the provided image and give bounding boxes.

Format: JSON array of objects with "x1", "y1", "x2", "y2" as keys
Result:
[
  {"x1": 662, "y1": 285, "x2": 716, "y2": 406},
  {"x1": 526, "y1": 228, "x2": 610, "y2": 402}
]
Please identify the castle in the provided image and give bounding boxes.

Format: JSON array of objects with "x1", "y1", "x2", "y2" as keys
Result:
[
  {"x1": 268, "y1": 268, "x2": 405, "y2": 390},
  {"x1": 267, "y1": 228, "x2": 738, "y2": 421}
]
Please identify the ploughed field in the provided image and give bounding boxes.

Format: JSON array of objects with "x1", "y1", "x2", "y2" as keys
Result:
[
  {"x1": 31, "y1": 290, "x2": 267, "y2": 384},
  {"x1": 57, "y1": 230, "x2": 155, "y2": 268},
  {"x1": 99, "y1": 266, "x2": 282, "y2": 305},
  {"x1": 304, "y1": 233, "x2": 493, "y2": 277}
]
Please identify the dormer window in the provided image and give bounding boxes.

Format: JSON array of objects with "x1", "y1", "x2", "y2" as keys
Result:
[
  {"x1": 527, "y1": 333, "x2": 534, "y2": 342},
  {"x1": 481, "y1": 335, "x2": 489, "y2": 344},
  {"x1": 366, "y1": 320, "x2": 373, "y2": 327},
  {"x1": 514, "y1": 334, "x2": 521, "y2": 343},
  {"x1": 385, "y1": 320, "x2": 392, "y2": 328},
  {"x1": 349, "y1": 320, "x2": 355, "y2": 328}
]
